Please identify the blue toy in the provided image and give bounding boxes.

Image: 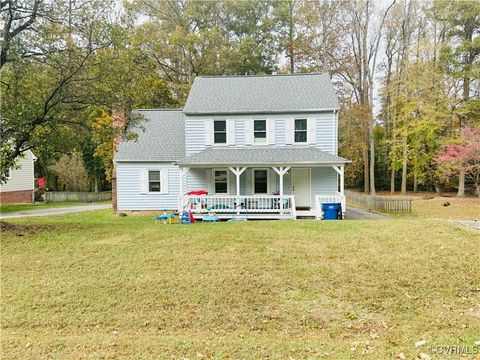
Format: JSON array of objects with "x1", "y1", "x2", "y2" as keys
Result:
[
  {"x1": 180, "y1": 210, "x2": 192, "y2": 224},
  {"x1": 202, "y1": 208, "x2": 219, "y2": 223},
  {"x1": 154, "y1": 211, "x2": 175, "y2": 224}
]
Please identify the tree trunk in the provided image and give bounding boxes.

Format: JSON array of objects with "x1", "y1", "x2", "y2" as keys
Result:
[
  {"x1": 369, "y1": 126, "x2": 375, "y2": 195},
  {"x1": 363, "y1": 148, "x2": 369, "y2": 193},
  {"x1": 457, "y1": 170, "x2": 465, "y2": 197},
  {"x1": 401, "y1": 145, "x2": 407, "y2": 195},
  {"x1": 53, "y1": 175, "x2": 59, "y2": 191},
  {"x1": 94, "y1": 175, "x2": 99, "y2": 193},
  {"x1": 288, "y1": 0, "x2": 294, "y2": 74},
  {"x1": 413, "y1": 173, "x2": 417, "y2": 193},
  {"x1": 434, "y1": 182, "x2": 442, "y2": 196},
  {"x1": 390, "y1": 167, "x2": 395, "y2": 193}
]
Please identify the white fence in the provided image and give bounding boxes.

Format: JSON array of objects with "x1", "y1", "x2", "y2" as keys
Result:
[
  {"x1": 46, "y1": 191, "x2": 112, "y2": 202},
  {"x1": 345, "y1": 190, "x2": 412, "y2": 213},
  {"x1": 314, "y1": 193, "x2": 346, "y2": 219},
  {"x1": 179, "y1": 194, "x2": 296, "y2": 219}
]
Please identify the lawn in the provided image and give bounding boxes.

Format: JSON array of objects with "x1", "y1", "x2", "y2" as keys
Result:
[
  {"x1": 1, "y1": 199, "x2": 479, "y2": 359},
  {"x1": 0, "y1": 201, "x2": 109, "y2": 214}
]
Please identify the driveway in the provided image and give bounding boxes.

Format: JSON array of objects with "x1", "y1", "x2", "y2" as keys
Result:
[
  {"x1": 344, "y1": 206, "x2": 389, "y2": 220},
  {"x1": 0, "y1": 204, "x2": 111, "y2": 219}
]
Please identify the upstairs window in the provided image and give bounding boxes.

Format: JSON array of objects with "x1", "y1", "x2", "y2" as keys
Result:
[
  {"x1": 294, "y1": 119, "x2": 307, "y2": 143},
  {"x1": 214, "y1": 170, "x2": 228, "y2": 193},
  {"x1": 148, "y1": 171, "x2": 161, "y2": 192},
  {"x1": 254, "y1": 169, "x2": 268, "y2": 194},
  {"x1": 214, "y1": 120, "x2": 227, "y2": 144},
  {"x1": 254, "y1": 120, "x2": 267, "y2": 144}
]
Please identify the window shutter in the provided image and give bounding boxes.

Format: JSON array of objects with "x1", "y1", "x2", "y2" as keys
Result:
[
  {"x1": 285, "y1": 118, "x2": 294, "y2": 145},
  {"x1": 206, "y1": 169, "x2": 213, "y2": 193},
  {"x1": 161, "y1": 169, "x2": 169, "y2": 194},
  {"x1": 308, "y1": 118, "x2": 317, "y2": 144},
  {"x1": 245, "y1": 169, "x2": 253, "y2": 194},
  {"x1": 140, "y1": 169, "x2": 148, "y2": 194},
  {"x1": 227, "y1": 119, "x2": 235, "y2": 146},
  {"x1": 205, "y1": 119, "x2": 214, "y2": 146},
  {"x1": 267, "y1": 118, "x2": 276, "y2": 145},
  {"x1": 245, "y1": 119, "x2": 254, "y2": 145},
  {"x1": 268, "y1": 168, "x2": 277, "y2": 194}
]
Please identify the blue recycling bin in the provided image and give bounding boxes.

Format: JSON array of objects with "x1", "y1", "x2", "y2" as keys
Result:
[{"x1": 322, "y1": 203, "x2": 342, "y2": 220}]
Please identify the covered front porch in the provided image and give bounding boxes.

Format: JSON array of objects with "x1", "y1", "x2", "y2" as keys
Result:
[
  {"x1": 178, "y1": 165, "x2": 346, "y2": 220},
  {"x1": 177, "y1": 146, "x2": 348, "y2": 220}
]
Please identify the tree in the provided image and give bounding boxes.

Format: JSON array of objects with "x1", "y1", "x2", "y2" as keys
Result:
[
  {"x1": 342, "y1": 0, "x2": 395, "y2": 194},
  {"x1": 0, "y1": 0, "x2": 118, "y2": 175},
  {"x1": 436, "y1": 0, "x2": 480, "y2": 196},
  {"x1": 0, "y1": 0, "x2": 43, "y2": 68},
  {"x1": 50, "y1": 151, "x2": 89, "y2": 192},
  {"x1": 435, "y1": 126, "x2": 480, "y2": 197}
]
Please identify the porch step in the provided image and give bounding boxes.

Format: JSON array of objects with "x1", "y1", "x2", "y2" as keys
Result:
[
  {"x1": 194, "y1": 213, "x2": 293, "y2": 221},
  {"x1": 295, "y1": 210, "x2": 316, "y2": 219}
]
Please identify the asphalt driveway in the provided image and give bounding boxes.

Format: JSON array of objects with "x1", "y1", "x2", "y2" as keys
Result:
[
  {"x1": 344, "y1": 206, "x2": 389, "y2": 220},
  {"x1": 0, "y1": 204, "x2": 111, "y2": 219}
]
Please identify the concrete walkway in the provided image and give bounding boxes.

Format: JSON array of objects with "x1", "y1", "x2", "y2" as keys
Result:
[
  {"x1": 0, "y1": 204, "x2": 111, "y2": 219},
  {"x1": 454, "y1": 220, "x2": 480, "y2": 230},
  {"x1": 344, "y1": 206, "x2": 389, "y2": 220}
]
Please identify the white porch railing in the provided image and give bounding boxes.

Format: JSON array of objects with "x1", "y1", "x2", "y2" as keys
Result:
[
  {"x1": 314, "y1": 193, "x2": 346, "y2": 220},
  {"x1": 179, "y1": 194, "x2": 296, "y2": 219}
]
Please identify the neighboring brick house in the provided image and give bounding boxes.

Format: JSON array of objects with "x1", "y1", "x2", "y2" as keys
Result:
[{"x1": 0, "y1": 150, "x2": 37, "y2": 204}]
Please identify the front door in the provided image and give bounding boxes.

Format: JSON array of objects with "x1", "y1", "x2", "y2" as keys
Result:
[{"x1": 292, "y1": 168, "x2": 311, "y2": 208}]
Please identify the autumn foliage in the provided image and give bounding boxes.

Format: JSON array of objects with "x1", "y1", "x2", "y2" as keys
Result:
[{"x1": 435, "y1": 127, "x2": 480, "y2": 197}]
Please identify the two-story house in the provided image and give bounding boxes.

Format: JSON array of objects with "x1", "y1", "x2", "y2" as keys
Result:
[{"x1": 114, "y1": 73, "x2": 349, "y2": 219}]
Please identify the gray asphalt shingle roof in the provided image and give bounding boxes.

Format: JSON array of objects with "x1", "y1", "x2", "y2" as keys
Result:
[
  {"x1": 183, "y1": 73, "x2": 339, "y2": 114},
  {"x1": 179, "y1": 146, "x2": 348, "y2": 166},
  {"x1": 114, "y1": 109, "x2": 184, "y2": 162}
]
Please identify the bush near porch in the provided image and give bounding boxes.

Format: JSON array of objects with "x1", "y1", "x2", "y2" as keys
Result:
[{"x1": 1, "y1": 199, "x2": 479, "y2": 359}]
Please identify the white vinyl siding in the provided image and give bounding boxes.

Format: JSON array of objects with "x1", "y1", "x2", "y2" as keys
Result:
[
  {"x1": 315, "y1": 112, "x2": 336, "y2": 153},
  {"x1": 0, "y1": 150, "x2": 35, "y2": 193},
  {"x1": 308, "y1": 118, "x2": 317, "y2": 144},
  {"x1": 185, "y1": 111, "x2": 337, "y2": 155},
  {"x1": 310, "y1": 167, "x2": 338, "y2": 206},
  {"x1": 116, "y1": 162, "x2": 178, "y2": 211}
]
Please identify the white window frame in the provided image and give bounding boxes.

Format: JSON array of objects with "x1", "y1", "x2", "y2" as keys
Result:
[
  {"x1": 147, "y1": 170, "x2": 162, "y2": 193},
  {"x1": 254, "y1": 119, "x2": 267, "y2": 145},
  {"x1": 140, "y1": 169, "x2": 168, "y2": 195},
  {"x1": 252, "y1": 168, "x2": 270, "y2": 194},
  {"x1": 213, "y1": 119, "x2": 227, "y2": 145},
  {"x1": 213, "y1": 168, "x2": 230, "y2": 194},
  {"x1": 294, "y1": 118, "x2": 308, "y2": 143}
]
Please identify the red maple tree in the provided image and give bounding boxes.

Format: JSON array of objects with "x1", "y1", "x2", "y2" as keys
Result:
[{"x1": 435, "y1": 126, "x2": 480, "y2": 197}]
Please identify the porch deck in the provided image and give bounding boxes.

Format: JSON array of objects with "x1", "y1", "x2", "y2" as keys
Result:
[{"x1": 179, "y1": 193, "x2": 346, "y2": 220}]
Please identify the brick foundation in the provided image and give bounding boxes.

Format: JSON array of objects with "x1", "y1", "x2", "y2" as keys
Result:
[{"x1": 0, "y1": 190, "x2": 34, "y2": 204}]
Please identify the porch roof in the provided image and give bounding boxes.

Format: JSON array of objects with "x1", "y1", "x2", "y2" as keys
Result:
[{"x1": 178, "y1": 146, "x2": 349, "y2": 167}]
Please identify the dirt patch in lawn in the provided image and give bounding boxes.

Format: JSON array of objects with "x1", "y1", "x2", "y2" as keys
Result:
[{"x1": 0, "y1": 221, "x2": 54, "y2": 236}]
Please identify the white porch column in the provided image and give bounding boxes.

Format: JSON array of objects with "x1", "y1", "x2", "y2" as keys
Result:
[
  {"x1": 332, "y1": 165, "x2": 344, "y2": 195},
  {"x1": 228, "y1": 166, "x2": 247, "y2": 196},
  {"x1": 340, "y1": 165, "x2": 344, "y2": 196},
  {"x1": 272, "y1": 166, "x2": 290, "y2": 212},
  {"x1": 178, "y1": 167, "x2": 189, "y2": 211}
]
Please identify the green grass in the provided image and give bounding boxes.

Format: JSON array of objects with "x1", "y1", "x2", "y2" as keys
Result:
[
  {"x1": 350, "y1": 194, "x2": 480, "y2": 221},
  {"x1": 1, "y1": 202, "x2": 479, "y2": 359},
  {"x1": 0, "y1": 201, "x2": 109, "y2": 214}
]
